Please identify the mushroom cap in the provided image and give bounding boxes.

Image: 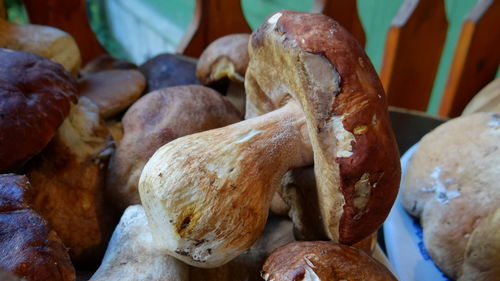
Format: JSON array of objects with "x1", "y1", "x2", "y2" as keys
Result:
[
  {"x1": 0, "y1": 19, "x2": 81, "y2": 74},
  {"x1": 261, "y1": 241, "x2": 397, "y2": 281},
  {"x1": 245, "y1": 10, "x2": 400, "y2": 244},
  {"x1": 107, "y1": 85, "x2": 241, "y2": 210},
  {"x1": 0, "y1": 174, "x2": 75, "y2": 281},
  {"x1": 402, "y1": 112, "x2": 500, "y2": 279},
  {"x1": 139, "y1": 53, "x2": 199, "y2": 92},
  {"x1": 80, "y1": 54, "x2": 137, "y2": 76},
  {"x1": 196, "y1": 33, "x2": 250, "y2": 85},
  {"x1": 78, "y1": 69, "x2": 146, "y2": 119},
  {"x1": 0, "y1": 48, "x2": 77, "y2": 173}
]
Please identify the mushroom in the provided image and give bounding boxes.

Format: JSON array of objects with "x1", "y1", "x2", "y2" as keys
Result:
[
  {"x1": 80, "y1": 54, "x2": 137, "y2": 76},
  {"x1": 0, "y1": 174, "x2": 75, "y2": 281},
  {"x1": 0, "y1": 48, "x2": 77, "y2": 173},
  {"x1": 90, "y1": 205, "x2": 189, "y2": 281},
  {"x1": 107, "y1": 85, "x2": 241, "y2": 210},
  {"x1": 0, "y1": 19, "x2": 81, "y2": 74},
  {"x1": 78, "y1": 69, "x2": 146, "y2": 119},
  {"x1": 139, "y1": 53, "x2": 199, "y2": 92},
  {"x1": 261, "y1": 241, "x2": 397, "y2": 281},
  {"x1": 27, "y1": 97, "x2": 115, "y2": 264},
  {"x1": 139, "y1": 11, "x2": 400, "y2": 268},
  {"x1": 462, "y1": 77, "x2": 500, "y2": 115},
  {"x1": 196, "y1": 34, "x2": 250, "y2": 115}
]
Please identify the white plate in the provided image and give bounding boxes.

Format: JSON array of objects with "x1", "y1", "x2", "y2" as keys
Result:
[{"x1": 383, "y1": 144, "x2": 450, "y2": 281}]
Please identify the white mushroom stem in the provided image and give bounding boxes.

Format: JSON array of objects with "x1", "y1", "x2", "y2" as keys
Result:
[
  {"x1": 90, "y1": 205, "x2": 188, "y2": 281},
  {"x1": 139, "y1": 101, "x2": 312, "y2": 268}
]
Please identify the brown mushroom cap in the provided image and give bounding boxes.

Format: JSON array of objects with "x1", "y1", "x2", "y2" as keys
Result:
[
  {"x1": 139, "y1": 53, "x2": 199, "y2": 92},
  {"x1": 107, "y1": 85, "x2": 241, "y2": 210},
  {"x1": 261, "y1": 241, "x2": 397, "y2": 281},
  {"x1": 80, "y1": 54, "x2": 137, "y2": 76},
  {"x1": 196, "y1": 34, "x2": 250, "y2": 85},
  {"x1": 245, "y1": 10, "x2": 400, "y2": 244},
  {"x1": 0, "y1": 174, "x2": 75, "y2": 281},
  {"x1": 78, "y1": 69, "x2": 146, "y2": 119},
  {"x1": 0, "y1": 48, "x2": 77, "y2": 173},
  {"x1": 402, "y1": 112, "x2": 500, "y2": 279},
  {"x1": 0, "y1": 19, "x2": 81, "y2": 74}
]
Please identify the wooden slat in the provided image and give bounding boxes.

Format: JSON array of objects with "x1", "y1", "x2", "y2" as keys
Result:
[
  {"x1": 0, "y1": 0, "x2": 6, "y2": 20},
  {"x1": 22, "y1": 0, "x2": 106, "y2": 64},
  {"x1": 439, "y1": 0, "x2": 500, "y2": 117},
  {"x1": 380, "y1": 0, "x2": 448, "y2": 111},
  {"x1": 178, "y1": 0, "x2": 251, "y2": 57},
  {"x1": 312, "y1": 0, "x2": 366, "y2": 48}
]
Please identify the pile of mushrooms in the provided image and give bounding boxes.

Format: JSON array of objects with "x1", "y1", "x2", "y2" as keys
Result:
[{"x1": 0, "y1": 9, "x2": 401, "y2": 281}]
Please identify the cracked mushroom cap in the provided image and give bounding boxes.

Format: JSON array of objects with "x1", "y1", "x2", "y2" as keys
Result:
[
  {"x1": 245, "y1": 10, "x2": 400, "y2": 244},
  {"x1": 261, "y1": 241, "x2": 397, "y2": 281},
  {"x1": 107, "y1": 85, "x2": 241, "y2": 210},
  {"x1": 196, "y1": 34, "x2": 250, "y2": 85},
  {"x1": 0, "y1": 48, "x2": 78, "y2": 173},
  {"x1": 0, "y1": 174, "x2": 75, "y2": 281}
]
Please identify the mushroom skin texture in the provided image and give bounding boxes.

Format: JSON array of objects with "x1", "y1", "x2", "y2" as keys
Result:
[
  {"x1": 139, "y1": 11, "x2": 399, "y2": 268},
  {"x1": 245, "y1": 11, "x2": 400, "y2": 244},
  {"x1": 107, "y1": 85, "x2": 241, "y2": 210},
  {"x1": 0, "y1": 174, "x2": 75, "y2": 281},
  {"x1": 0, "y1": 19, "x2": 81, "y2": 74},
  {"x1": 90, "y1": 205, "x2": 189, "y2": 281},
  {"x1": 0, "y1": 48, "x2": 78, "y2": 173},
  {"x1": 261, "y1": 241, "x2": 397, "y2": 281}
]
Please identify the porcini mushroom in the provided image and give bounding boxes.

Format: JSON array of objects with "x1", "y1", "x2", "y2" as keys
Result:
[
  {"x1": 139, "y1": 11, "x2": 400, "y2": 268},
  {"x1": 90, "y1": 205, "x2": 189, "y2": 281},
  {"x1": 139, "y1": 54, "x2": 199, "y2": 92},
  {"x1": 0, "y1": 19, "x2": 81, "y2": 74},
  {"x1": 0, "y1": 174, "x2": 75, "y2": 281},
  {"x1": 107, "y1": 85, "x2": 241, "y2": 210},
  {"x1": 0, "y1": 48, "x2": 77, "y2": 173},
  {"x1": 261, "y1": 241, "x2": 397, "y2": 281},
  {"x1": 196, "y1": 34, "x2": 250, "y2": 115}
]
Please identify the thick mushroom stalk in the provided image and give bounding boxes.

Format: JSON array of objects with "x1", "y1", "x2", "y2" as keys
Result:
[
  {"x1": 140, "y1": 10, "x2": 400, "y2": 268},
  {"x1": 139, "y1": 101, "x2": 312, "y2": 267}
]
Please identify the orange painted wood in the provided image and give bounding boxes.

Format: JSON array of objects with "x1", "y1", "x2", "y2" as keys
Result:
[
  {"x1": 379, "y1": 0, "x2": 448, "y2": 111},
  {"x1": 178, "y1": 0, "x2": 251, "y2": 57},
  {"x1": 439, "y1": 0, "x2": 500, "y2": 117},
  {"x1": 22, "y1": 0, "x2": 106, "y2": 64},
  {"x1": 312, "y1": 0, "x2": 366, "y2": 48}
]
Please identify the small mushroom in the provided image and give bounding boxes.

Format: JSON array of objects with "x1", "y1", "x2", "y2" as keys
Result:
[
  {"x1": 78, "y1": 69, "x2": 146, "y2": 119},
  {"x1": 0, "y1": 48, "x2": 78, "y2": 173},
  {"x1": 139, "y1": 11, "x2": 399, "y2": 268},
  {"x1": 27, "y1": 97, "x2": 115, "y2": 264},
  {"x1": 261, "y1": 241, "x2": 397, "y2": 281},
  {"x1": 0, "y1": 19, "x2": 81, "y2": 74},
  {"x1": 106, "y1": 85, "x2": 241, "y2": 210},
  {"x1": 197, "y1": 34, "x2": 250, "y2": 115},
  {"x1": 0, "y1": 174, "x2": 75, "y2": 281},
  {"x1": 90, "y1": 205, "x2": 189, "y2": 281},
  {"x1": 139, "y1": 53, "x2": 199, "y2": 92}
]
